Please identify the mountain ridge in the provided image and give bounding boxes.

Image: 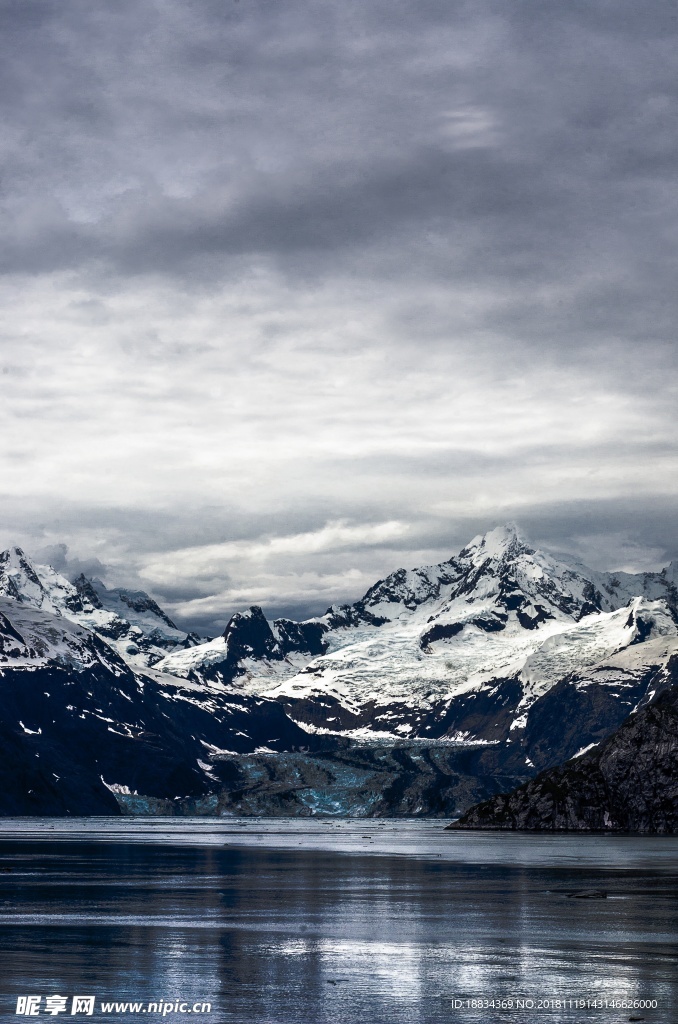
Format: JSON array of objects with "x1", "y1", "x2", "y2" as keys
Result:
[
  {"x1": 1, "y1": 524, "x2": 677, "y2": 821},
  {"x1": 154, "y1": 524, "x2": 678, "y2": 747},
  {"x1": 0, "y1": 546, "x2": 200, "y2": 669},
  {"x1": 449, "y1": 661, "x2": 678, "y2": 833}
]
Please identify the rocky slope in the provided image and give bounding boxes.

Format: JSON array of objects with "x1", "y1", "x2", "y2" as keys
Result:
[
  {"x1": 2, "y1": 525, "x2": 677, "y2": 818},
  {"x1": 156, "y1": 526, "x2": 678, "y2": 743},
  {"x1": 0, "y1": 546, "x2": 200, "y2": 668},
  {"x1": 0, "y1": 597, "x2": 318, "y2": 814},
  {"x1": 450, "y1": 662, "x2": 678, "y2": 832},
  {"x1": 108, "y1": 741, "x2": 529, "y2": 818},
  {"x1": 153, "y1": 527, "x2": 678, "y2": 778}
]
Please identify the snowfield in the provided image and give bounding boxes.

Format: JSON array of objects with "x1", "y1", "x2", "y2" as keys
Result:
[
  {"x1": 2, "y1": 524, "x2": 678, "y2": 816},
  {"x1": 3, "y1": 524, "x2": 678, "y2": 743},
  {"x1": 154, "y1": 524, "x2": 678, "y2": 738}
]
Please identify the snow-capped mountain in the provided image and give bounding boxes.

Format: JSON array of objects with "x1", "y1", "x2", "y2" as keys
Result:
[
  {"x1": 2, "y1": 524, "x2": 677, "y2": 819},
  {"x1": 452, "y1": 652, "x2": 678, "y2": 833},
  {"x1": 0, "y1": 546, "x2": 199, "y2": 668},
  {"x1": 156, "y1": 525, "x2": 678, "y2": 746},
  {"x1": 0, "y1": 595, "x2": 320, "y2": 814},
  {"x1": 0, "y1": 596, "x2": 127, "y2": 675}
]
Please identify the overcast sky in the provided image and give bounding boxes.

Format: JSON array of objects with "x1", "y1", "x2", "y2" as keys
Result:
[{"x1": 1, "y1": 0, "x2": 677, "y2": 634}]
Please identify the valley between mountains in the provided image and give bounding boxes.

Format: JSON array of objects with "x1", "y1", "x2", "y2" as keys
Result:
[{"x1": 1, "y1": 525, "x2": 677, "y2": 826}]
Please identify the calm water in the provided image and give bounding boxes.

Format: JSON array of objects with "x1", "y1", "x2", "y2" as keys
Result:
[{"x1": 0, "y1": 818, "x2": 676, "y2": 1023}]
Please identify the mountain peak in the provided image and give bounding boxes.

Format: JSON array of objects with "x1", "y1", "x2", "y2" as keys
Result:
[
  {"x1": 460, "y1": 523, "x2": 529, "y2": 562},
  {"x1": 0, "y1": 546, "x2": 191, "y2": 668},
  {"x1": 0, "y1": 545, "x2": 49, "y2": 604},
  {"x1": 0, "y1": 545, "x2": 34, "y2": 570}
]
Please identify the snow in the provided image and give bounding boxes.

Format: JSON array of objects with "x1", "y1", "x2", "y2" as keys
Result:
[
  {"x1": 233, "y1": 597, "x2": 675, "y2": 725},
  {"x1": 0, "y1": 597, "x2": 112, "y2": 672},
  {"x1": 149, "y1": 524, "x2": 678, "y2": 740},
  {"x1": 572, "y1": 742, "x2": 599, "y2": 759},
  {"x1": 200, "y1": 741, "x2": 240, "y2": 756},
  {"x1": 101, "y1": 779, "x2": 138, "y2": 796},
  {"x1": 518, "y1": 599, "x2": 672, "y2": 703},
  {"x1": 0, "y1": 546, "x2": 193, "y2": 670},
  {"x1": 157, "y1": 635, "x2": 229, "y2": 676},
  {"x1": 471, "y1": 522, "x2": 524, "y2": 560},
  {"x1": 3, "y1": 525, "x2": 678, "y2": 746},
  {"x1": 18, "y1": 721, "x2": 41, "y2": 735}
]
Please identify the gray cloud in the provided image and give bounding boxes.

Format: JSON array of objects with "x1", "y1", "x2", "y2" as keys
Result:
[
  {"x1": 31, "y1": 542, "x2": 108, "y2": 581},
  {"x1": 1, "y1": 2, "x2": 676, "y2": 289},
  {"x1": 0, "y1": 0, "x2": 676, "y2": 633}
]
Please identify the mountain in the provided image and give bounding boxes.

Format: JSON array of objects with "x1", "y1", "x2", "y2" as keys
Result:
[
  {"x1": 0, "y1": 546, "x2": 200, "y2": 668},
  {"x1": 2, "y1": 525, "x2": 677, "y2": 819},
  {"x1": 450, "y1": 661, "x2": 678, "y2": 832},
  {"x1": 0, "y1": 595, "x2": 320, "y2": 814},
  {"x1": 155, "y1": 525, "x2": 678, "y2": 765}
]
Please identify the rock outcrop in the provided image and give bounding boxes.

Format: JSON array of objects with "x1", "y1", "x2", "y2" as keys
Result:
[{"x1": 450, "y1": 666, "x2": 678, "y2": 833}]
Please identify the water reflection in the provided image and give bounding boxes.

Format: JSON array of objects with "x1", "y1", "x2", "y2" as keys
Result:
[{"x1": 0, "y1": 820, "x2": 675, "y2": 1022}]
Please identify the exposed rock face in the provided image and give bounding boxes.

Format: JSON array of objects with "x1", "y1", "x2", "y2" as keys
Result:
[
  {"x1": 0, "y1": 547, "x2": 197, "y2": 669},
  {"x1": 450, "y1": 668, "x2": 678, "y2": 833},
  {"x1": 72, "y1": 574, "x2": 104, "y2": 610},
  {"x1": 0, "y1": 598, "x2": 319, "y2": 815},
  {"x1": 222, "y1": 607, "x2": 328, "y2": 666},
  {"x1": 273, "y1": 618, "x2": 328, "y2": 657},
  {"x1": 156, "y1": 524, "x2": 678, "y2": 752},
  {"x1": 113, "y1": 742, "x2": 528, "y2": 818},
  {"x1": 174, "y1": 606, "x2": 330, "y2": 687},
  {"x1": 3, "y1": 527, "x2": 678, "y2": 820}
]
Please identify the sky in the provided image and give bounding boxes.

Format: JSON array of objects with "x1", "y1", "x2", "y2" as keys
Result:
[{"x1": 1, "y1": 0, "x2": 677, "y2": 635}]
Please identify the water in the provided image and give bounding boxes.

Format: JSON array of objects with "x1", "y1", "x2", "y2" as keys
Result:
[{"x1": 0, "y1": 818, "x2": 676, "y2": 1023}]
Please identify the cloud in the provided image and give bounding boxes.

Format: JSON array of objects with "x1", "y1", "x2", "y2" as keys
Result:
[
  {"x1": 0, "y1": 0, "x2": 676, "y2": 632},
  {"x1": 140, "y1": 520, "x2": 409, "y2": 585},
  {"x1": 31, "y1": 543, "x2": 108, "y2": 581}
]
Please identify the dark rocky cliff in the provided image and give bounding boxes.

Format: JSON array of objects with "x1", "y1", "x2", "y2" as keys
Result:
[{"x1": 450, "y1": 668, "x2": 678, "y2": 833}]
